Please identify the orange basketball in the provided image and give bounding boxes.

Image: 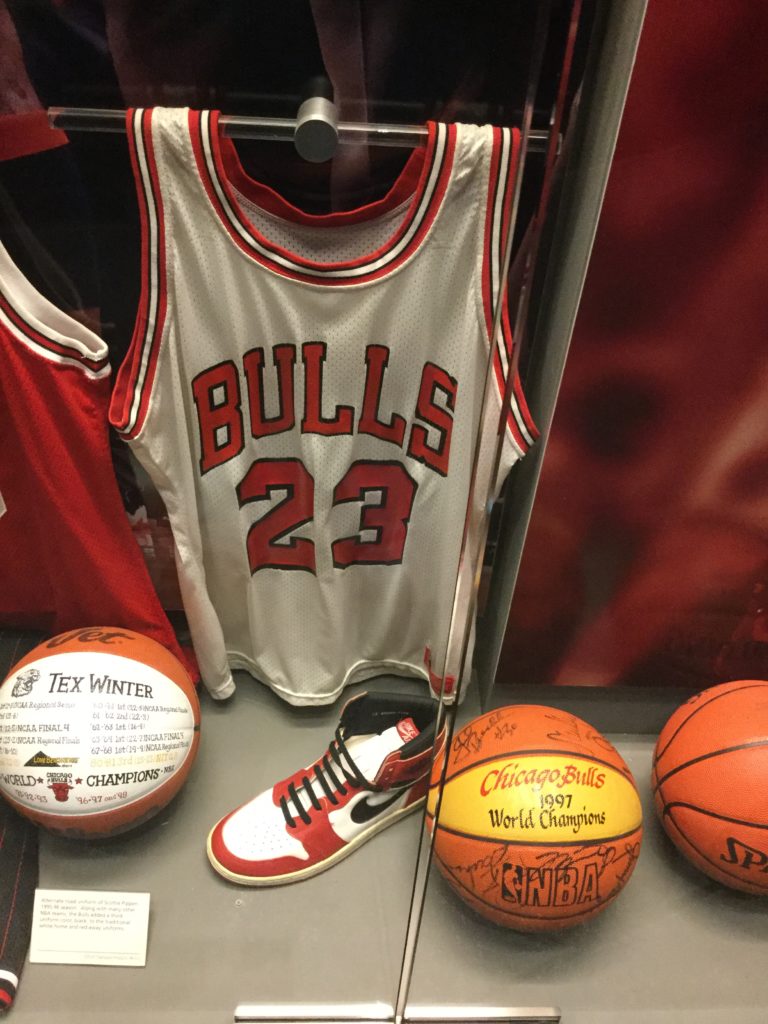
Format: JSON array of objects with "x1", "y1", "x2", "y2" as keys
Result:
[
  {"x1": 652, "y1": 679, "x2": 768, "y2": 894},
  {"x1": 426, "y1": 705, "x2": 643, "y2": 931},
  {"x1": 0, "y1": 627, "x2": 200, "y2": 838}
]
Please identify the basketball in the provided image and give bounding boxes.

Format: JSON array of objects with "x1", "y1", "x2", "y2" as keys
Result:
[
  {"x1": 426, "y1": 705, "x2": 643, "y2": 931},
  {"x1": 652, "y1": 679, "x2": 768, "y2": 894},
  {"x1": 0, "y1": 627, "x2": 200, "y2": 838}
]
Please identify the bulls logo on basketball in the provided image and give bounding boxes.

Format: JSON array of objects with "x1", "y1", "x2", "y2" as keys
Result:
[
  {"x1": 47, "y1": 774, "x2": 74, "y2": 802},
  {"x1": 11, "y1": 668, "x2": 39, "y2": 698}
]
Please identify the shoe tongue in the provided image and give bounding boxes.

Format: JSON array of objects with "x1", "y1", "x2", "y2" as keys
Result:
[{"x1": 344, "y1": 718, "x2": 419, "y2": 782}]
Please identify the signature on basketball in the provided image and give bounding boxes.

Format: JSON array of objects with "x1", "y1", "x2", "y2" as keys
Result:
[
  {"x1": 535, "y1": 840, "x2": 641, "y2": 895},
  {"x1": 543, "y1": 711, "x2": 617, "y2": 756},
  {"x1": 46, "y1": 629, "x2": 132, "y2": 649},
  {"x1": 452, "y1": 711, "x2": 518, "y2": 766},
  {"x1": 450, "y1": 844, "x2": 510, "y2": 895},
  {"x1": 448, "y1": 839, "x2": 641, "y2": 905}
]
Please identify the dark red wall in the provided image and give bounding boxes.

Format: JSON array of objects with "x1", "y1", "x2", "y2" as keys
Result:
[{"x1": 502, "y1": 1, "x2": 768, "y2": 689}]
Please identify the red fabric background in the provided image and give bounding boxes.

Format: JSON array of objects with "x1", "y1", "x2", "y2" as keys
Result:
[{"x1": 501, "y1": 0, "x2": 768, "y2": 689}]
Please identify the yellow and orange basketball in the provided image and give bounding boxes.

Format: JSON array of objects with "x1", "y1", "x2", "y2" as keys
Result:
[
  {"x1": 652, "y1": 679, "x2": 768, "y2": 894},
  {"x1": 426, "y1": 705, "x2": 643, "y2": 931},
  {"x1": 0, "y1": 627, "x2": 200, "y2": 838}
]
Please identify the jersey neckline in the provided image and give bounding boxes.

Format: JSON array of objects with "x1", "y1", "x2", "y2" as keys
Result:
[{"x1": 189, "y1": 110, "x2": 456, "y2": 286}]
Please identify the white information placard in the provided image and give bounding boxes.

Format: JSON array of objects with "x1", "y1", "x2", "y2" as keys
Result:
[{"x1": 30, "y1": 889, "x2": 150, "y2": 967}]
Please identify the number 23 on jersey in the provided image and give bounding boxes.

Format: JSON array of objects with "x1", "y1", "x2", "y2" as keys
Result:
[{"x1": 191, "y1": 340, "x2": 458, "y2": 576}]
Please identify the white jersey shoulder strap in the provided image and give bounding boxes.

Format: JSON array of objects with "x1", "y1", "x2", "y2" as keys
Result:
[{"x1": 0, "y1": 240, "x2": 108, "y2": 379}]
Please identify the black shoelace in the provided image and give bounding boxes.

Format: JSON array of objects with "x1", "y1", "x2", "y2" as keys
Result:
[{"x1": 280, "y1": 726, "x2": 370, "y2": 828}]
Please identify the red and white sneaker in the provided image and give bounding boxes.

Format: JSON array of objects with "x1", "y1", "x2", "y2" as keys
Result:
[{"x1": 207, "y1": 690, "x2": 439, "y2": 885}]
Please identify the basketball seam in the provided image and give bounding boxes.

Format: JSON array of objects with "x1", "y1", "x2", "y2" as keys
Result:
[
  {"x1": 662, "y1": 800, "x2": 768, "y2": 831},
  {"x1": 662, "y1": 805, "x2": 768, "y2": 892},
  {"x1": 654, "y1": 682, "x2": 768, "y2": 765},
  {"x1": 654, "y1": 738, "x2": 768, "y2": 791},
  {"x1": 434, "y1": 821, "x2": 642, "y2": 847}
]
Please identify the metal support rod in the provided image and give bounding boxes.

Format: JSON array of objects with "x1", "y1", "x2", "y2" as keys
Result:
[
  {"x1": 392, "y1": 4, "x2": 556, "y2": 1023},
  {"x1": 46, "y1": 107, "x2": 551, "y2": 151},
  {"x1": 233, "y1": 1007, "x2": 560, "y2": 1024},
  {"x1": 234, "y1": 1005, "x2": 393, "y2": 1023}
]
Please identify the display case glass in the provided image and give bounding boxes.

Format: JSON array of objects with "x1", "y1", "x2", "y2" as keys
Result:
[
  {"x1": 5, "y1": 3, "x2": 764, "y2": 1023},
  {"x1": 0, "y1": 2, "x2": 585, "y2": 1019},
  {"x1": 407, "y1": 3, "x2": 768, "y2": 1023}
]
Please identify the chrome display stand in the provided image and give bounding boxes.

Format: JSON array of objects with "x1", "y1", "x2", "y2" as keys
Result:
[
  {"x1": 233, "y1": 1005, "x2": 560, "y2": 1024},
  {"x1": 46, "y1": 108, "x2": 549, "y2": 157}
]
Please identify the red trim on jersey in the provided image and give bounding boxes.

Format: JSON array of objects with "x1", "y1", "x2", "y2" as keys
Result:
[
  {"x1": 481, "y1": 126, "x2": 538, "y2": 452},
  {"x1": 0, "y1": 290, "x2": 107, "y2": 374},
  {"x1": 110, "y1": 108, "x2": 168, "y2": 439},
  {"x1": 481, "y1": 128, "x2": 504, "y2": 341},
  {"x1": 219, "y1": 134, "x2": 424, "y2": 227},
  {"x1": 206, "y1": 110, "x2": 444, "y2": 267},
  {"x1": 189, "y1": 110, "x2": 455, "y2": 286},
  {"x1": 133, "y1": 108, "x2": 169, "y2": 437},
  {"x1": 111, "y1": 108, "x2": 149, "y2": 432},
  {"x1": 424, "y1": 646, "x2": 456, "y2": 699},
  {"x1": 500, "y1": 299, "x2": 538, "y2": 444}
]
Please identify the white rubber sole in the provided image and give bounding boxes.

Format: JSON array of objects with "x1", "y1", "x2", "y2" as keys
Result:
[{"x1": 206, "y1": 796, "x2": 426, "y2": 886}]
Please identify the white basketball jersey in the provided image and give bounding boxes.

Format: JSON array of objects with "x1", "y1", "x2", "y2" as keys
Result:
[{"x1": 110, "y1": 108, "x2": 537, "y2": 705}]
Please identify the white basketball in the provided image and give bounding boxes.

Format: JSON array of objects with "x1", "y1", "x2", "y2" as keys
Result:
[{"x1": 0, "y1": 628, "x2": 200, "y2": 837}]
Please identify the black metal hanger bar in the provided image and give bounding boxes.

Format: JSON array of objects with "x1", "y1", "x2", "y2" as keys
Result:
[{"x1": 47, "y1": 107, "x2": 551, "y2": 153}]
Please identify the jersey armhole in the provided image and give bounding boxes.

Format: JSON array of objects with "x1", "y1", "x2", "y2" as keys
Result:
[
  {"x1": 481, "y1": 125, "x2": 539, "y2": 460},
  {"x1": 109, "y1": 108, "x2": 168, "y2": 440},
  {"x1": 0, "y1": 241, "x2": 109, "y2": 379}
]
